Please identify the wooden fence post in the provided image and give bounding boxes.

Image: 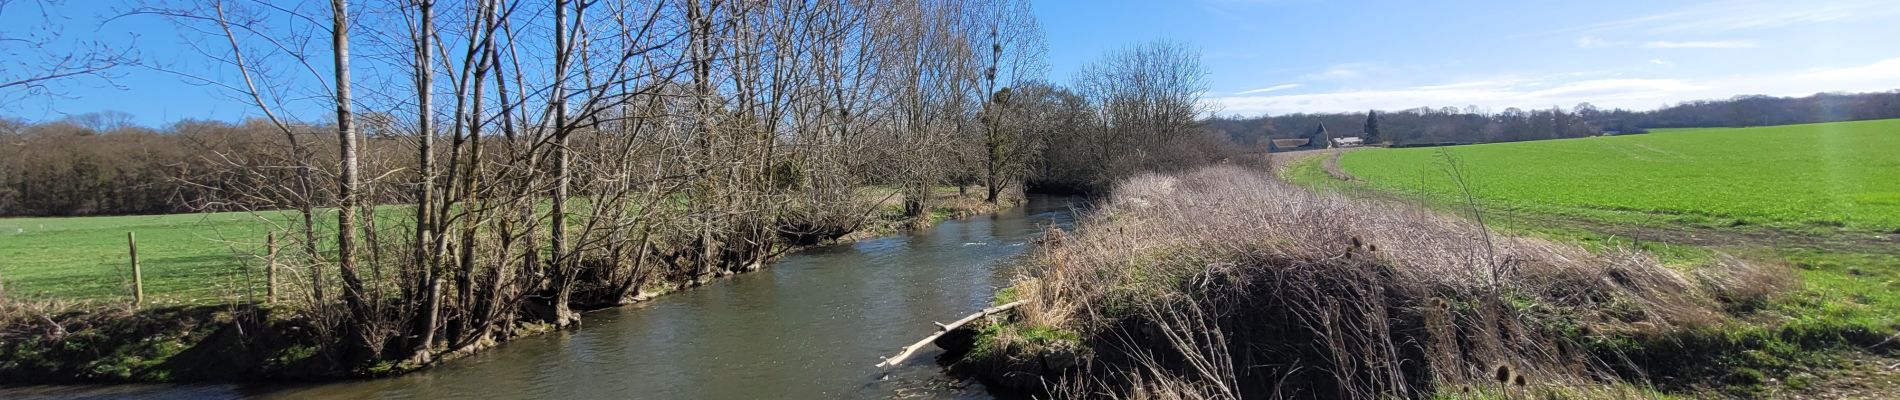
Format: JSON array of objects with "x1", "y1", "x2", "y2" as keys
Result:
[
  {"x1": 266, "y1": 232, "x2": 278, "y2": 304},
  {"x1": 128, "y1": 232, "x2": 142, "y2": 307}
]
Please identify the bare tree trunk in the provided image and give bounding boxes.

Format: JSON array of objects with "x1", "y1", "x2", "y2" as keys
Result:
[
  {"x1": 547, "y1": 0, "x2": 577, "y2": 326},
  {"x1": 206, "y1": 1, "x2": 326, "y2": 303},
  {"x1": 410, "y1": 0, "x2": 441, "y2": 362},
  {"x1": 298, "y1": 169, "x2": 323, "y2": 305},
  {"x1": 330, "y1": 0, "x2": 373, "y2": 360},
  {"x1": 449, "y1": 0, "x2": 497, "y2": 347},
  {"x1": 687, "y1": 0, "x2": 717, "y2": 281}
]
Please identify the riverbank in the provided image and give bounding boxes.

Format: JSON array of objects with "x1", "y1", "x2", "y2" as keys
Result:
[
  {"x1": 0, "y1": 187, "x2": 1013, "y2": 385},
  {"x1": 941, "y1": 164, "x2": 1891, "y2": 398}
]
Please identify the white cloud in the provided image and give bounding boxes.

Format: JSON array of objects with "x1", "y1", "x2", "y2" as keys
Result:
[
  {"x1": 1300, "y1": 63, "x2": 1378, "y2": 81},
  {"x1": 1546, "y1": 0, "x2": 1898, "y2": 35},
  {"x1": 1650, "y1": 59, "x2": 1675, "y2": 66},
  {"x1": 1789, "y1": 57, "x2": 1900, "y2": 87},
  {"x1": 1409, "y1": 79, "x2": 1529, "y2": 91},
  {"x1": 1203, "y1": 57, "x2": 1900, "y2": 116},
  {"x1": 1525, "y1": 78, "x2": 1700, "y2": 98},
  {"x1": 1304, "y1": 68, "x2": 1361, "y2": 80},
  {"x1": 1234, "y1": 83, "x2": 1301, "y2": 95},
  {"x1": 1206, "y1": 78, "x2": 1683, "y2": 116},
  {"x1": 1576, "y1": 36, "x2": 1620, "y2": 48},
  {"x1": 1641, "y1": 40, "x2": 1759, "y2": 49}
]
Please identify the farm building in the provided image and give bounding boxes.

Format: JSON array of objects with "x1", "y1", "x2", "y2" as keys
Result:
[
  {"x1": 1310, "y1": 123, "x2": 1333, "y2": 149},
  {"x1": 1267, "y1": 123, "x2": 1336, "y2": 152},
  {"x1": 1332, "y1": 136, "x2": 1363, "y2": 147}
]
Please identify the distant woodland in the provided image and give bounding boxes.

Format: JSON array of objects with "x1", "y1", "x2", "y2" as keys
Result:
[
  {"x1": 9, "y1": 90, "x2": 1898, "y2": 217},
  {"x1": 6, "y1": 89, "x2": 1896, "y2": 218},
  {"x1": 1206, "y1": 90, "x2": 1900, "y2": 148}
]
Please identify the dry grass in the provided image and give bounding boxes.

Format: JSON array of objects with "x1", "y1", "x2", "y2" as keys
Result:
[{"x1": 988, "y1": 165, "x2": 1790, "y2": 398}]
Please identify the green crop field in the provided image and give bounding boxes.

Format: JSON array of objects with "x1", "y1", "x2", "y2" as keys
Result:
[{"x1": 1334, "y1": 118, "x2": 1900, "y2": 232}]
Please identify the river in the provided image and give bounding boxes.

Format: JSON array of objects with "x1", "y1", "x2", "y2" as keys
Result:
[{"x1": 5, "y1": 195, "x2": 1080, "y2": 400}]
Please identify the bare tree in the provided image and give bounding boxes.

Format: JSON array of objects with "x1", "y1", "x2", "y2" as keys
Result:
[
  {"x1": 1071, "y1": 39, "x2": 1211, "y2": 185},
  {"x1": 111, "y1": 0, "x2": 1109, "y2": 373},
  {"x1": 328, "y1": 0, "x2": 378, "y2": 361},
  {"x1": 405, "y1": 0, "x2": 440, "y2": 363},
  {"x1": 545, "y1": 0, "x2": 579, "y2": 327},
  {"x1": 874, "y1": 0, "x2": 977, "y2": 218},
  {"x1": 970, "y1": 0, "x2": 1044, "y2": 204}
]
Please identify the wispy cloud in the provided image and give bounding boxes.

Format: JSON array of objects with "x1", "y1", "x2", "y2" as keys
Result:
[
  {"x1": 1641, "y1": 40, "x2": 1759, "y2": 49},
  {"x1": 1235, "y1": 83, "x2": 1301, "y2": 95},
  {"x1": 1650, "y1": 59, "x2": 1675, "y2": 67},
  {"x1": 1531, "y1": 0, "x2": 1898, "y2": 37},
  {"x1": 1577, "y1": 37, "x2": 1758, "y2": 49},
  {"x1": 1792, "y1": 57, "x2": 1900, "y2": 84},
  {"x1": 1525, "y1": 78, "x2": 1699, "y2": 98},
  {"x1": 1576, "y1": 36, "x2": 1621, "y2": 48},
  {"x1": 1204, "y1": 57, "x2": 1900, "y2": 116},
  {"x1": 1408, "y1": 78, "x2": 1534, "y2": 91},
  {"x1": 1300, "y1": 63, "x2": 1379, "y2": 81},
  {"x1": 1208, "y1": 78, "x2": 1694, "y2": 116}
]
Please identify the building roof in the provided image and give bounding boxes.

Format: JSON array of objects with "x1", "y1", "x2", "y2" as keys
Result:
[{"x1": 1272, "y1": 138, "x2": 1310, "y2": 149}]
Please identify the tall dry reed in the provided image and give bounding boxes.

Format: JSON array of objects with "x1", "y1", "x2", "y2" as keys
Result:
[{"x1": 991, "y1": 165, "x2": 1785, "y2": 398}]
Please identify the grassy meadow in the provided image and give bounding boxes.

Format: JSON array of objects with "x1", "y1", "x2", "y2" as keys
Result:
[
  {"x1": 0, "y1": 210, "x2": 288, "y2": 303},
  {"x1": 1334, "y1": 118, "x2": 1900, "y2": 232},
  {"x1": 0, "y1": 186, "x2": 990, "y2": 304},
  {"x1": 1279, "y1": 119, "x2": 1900, "y2": 396}
]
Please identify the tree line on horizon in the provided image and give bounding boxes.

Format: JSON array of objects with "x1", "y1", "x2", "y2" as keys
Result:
[
  {"x1": 10, "y1": 89, "x2": 1898, "y2": 218},
  {"x1": 1207, "y1": 90, "x2": 1900, "y2": 148}
]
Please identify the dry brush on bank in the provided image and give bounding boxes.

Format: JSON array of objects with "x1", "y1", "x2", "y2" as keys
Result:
[{"x1": 961, "y1": 165, "x2": 1792, "y2": 398}]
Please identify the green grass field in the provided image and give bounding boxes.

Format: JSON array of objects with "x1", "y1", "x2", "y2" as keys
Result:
[
  {"x1": 0, "y1": 187, "x2": 986, "y2": 304},
  {"x1": 1335, "y1": 118, "x2": 1900, "y2": 232},
  {"x1": 0, "y1": 210, "x2": 289, "y2": 303}
]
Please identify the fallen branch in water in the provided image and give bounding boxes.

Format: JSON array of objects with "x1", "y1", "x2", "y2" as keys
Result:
[{"x1": 876, "y1": 300, "x2": 1026, "y2": 368}]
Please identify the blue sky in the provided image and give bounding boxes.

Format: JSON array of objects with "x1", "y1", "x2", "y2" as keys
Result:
[
  {"x1": 5, "y1": 0, "x2": 1900, "y2": 125},
  {"x1": 1035, "y1": 0, "x2": 1900, "y2": 117}
]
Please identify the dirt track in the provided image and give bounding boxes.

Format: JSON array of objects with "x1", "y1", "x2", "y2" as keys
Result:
[{"x1": 1267, "y1": 147, "x2": 1357, "y2": 174}]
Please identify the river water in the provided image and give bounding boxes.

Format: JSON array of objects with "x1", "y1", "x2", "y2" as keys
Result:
[{"x1": 6, "y1": 196, "x2": 1080, "y2": 400}]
